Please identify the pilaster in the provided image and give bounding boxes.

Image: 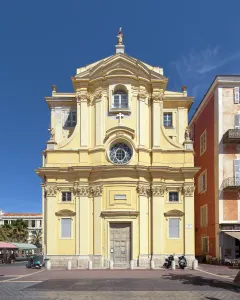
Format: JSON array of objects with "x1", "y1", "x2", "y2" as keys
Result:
[
  {"x1": 77, "y1": 90, "x2": 89, "y2": 147},
  {"x1": 45, "y1": 184, "x2": 58, "y2": 255},
  {"x1": 152, "y1": 89, "x2": 163, "y2": 148},
  {"x1": 137, "y1": 184, "x2": 150, "y2": 267},
  {"x1": 94, "y1": 89, "x2": 103, "y2": 146},
  {"x1": 138, "y1": 87, "x2": 148, "y2": 146},
  {"x1": 183, "y1": 184, "x2": 195, "y2": 260},
  {"x1": 152, "y1": 183, "x2": 166, "y2": 267}
]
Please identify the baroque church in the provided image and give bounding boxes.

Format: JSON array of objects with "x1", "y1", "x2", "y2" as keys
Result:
[{"x1": 36, "y1": 29, "x2": 199, "y2": 268}]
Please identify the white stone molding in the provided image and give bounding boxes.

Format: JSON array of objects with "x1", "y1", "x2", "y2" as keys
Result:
[
  {"x1": 152, "y1": 184, "x2": 166, "y2": 196},
  {"x1": 183, "y1": 185, "x2": 195, "y2": 197},
  {"x1": 90, "y1": 185, "x2": 103, "y2": 197},
  {"x1": 137, "y1": 185, "x2": 151, "y2": 196},
  {"x1": 45, "y1": 184, "x2": 58, "y2": 196}
]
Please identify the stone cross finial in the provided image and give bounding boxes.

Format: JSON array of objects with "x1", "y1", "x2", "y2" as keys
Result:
[{"x1": 116, "y1": 113, "x2": 124, "y2": 126}]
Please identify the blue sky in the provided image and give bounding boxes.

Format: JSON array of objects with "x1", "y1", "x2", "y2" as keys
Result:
[{"x1": 1, "y1": 0, "x2": 240, "y2": 213}]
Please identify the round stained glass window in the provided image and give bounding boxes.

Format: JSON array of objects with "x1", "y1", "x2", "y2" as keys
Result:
[{"x1": 109, "y1": 143, "x2": 132, "y2": 165}]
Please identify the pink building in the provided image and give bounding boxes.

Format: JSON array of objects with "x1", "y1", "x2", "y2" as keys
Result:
[{"x1": 190, "y1": 76, "x2": 240, "y2": 261}]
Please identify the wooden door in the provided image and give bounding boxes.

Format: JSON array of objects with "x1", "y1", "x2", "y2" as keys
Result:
[{"x1": 110, "y1": 223, "x2": 131, "y2": 266}]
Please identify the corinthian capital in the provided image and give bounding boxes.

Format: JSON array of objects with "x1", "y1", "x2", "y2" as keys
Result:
[
  {"x1": 152, "y1": 184, "x2": 166, "y2": 196},
  {"x1": 183, "y1": 185, "x2": 195, "y2": 197},
  {"x1": 138, "y1": 87, "x2": 148, "y2": 100},
  {"x1": 92, "y1": 89, "x2": 102, "y2": 101},
  {"x1": 137, "y1": 185, "x2": 151, "y2": 196},
  {"x1": 76, "y1": 90, "x2": 89, "y2": 102},
  {"x1": 152, "y1": 89, "x2": 164, "y2": 102},
  {"x1": 45, "y1": 184, "x2": 58, "y2": 197},
  {"x1": 73, "y1": 185, "x2": 90, "y2": 197},
  {"x1": 90, "y1": 185, "x2": 103, "y2": 197}
]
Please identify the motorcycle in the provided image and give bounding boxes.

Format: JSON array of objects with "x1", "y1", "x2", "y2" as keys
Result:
[
  {"x1": 164, "y1": 254, "x2": 175, "y2": 269},
  {"x1": 178, "y1": 255, "x2": 187, "y2": 269}
]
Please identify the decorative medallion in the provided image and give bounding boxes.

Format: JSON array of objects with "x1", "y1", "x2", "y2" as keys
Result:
[{"x1": 152, "y1": 184, "x2": 166, "y2": 196}]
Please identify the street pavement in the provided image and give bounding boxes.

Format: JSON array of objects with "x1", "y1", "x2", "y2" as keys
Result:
[{"x1": 0, "y1": 263, "x2": 239, "y2": 299}]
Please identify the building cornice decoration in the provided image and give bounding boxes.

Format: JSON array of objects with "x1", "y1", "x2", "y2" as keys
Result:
[
  {"x1": 152, "y1": 184, "x2": 166, "y2": 196},
  {"x1": 183, "y1": 185, "x2": 195, "y2": 197},
  {"x1": 92, "y1": 89, "x2": 102, "y2": 102},
  {"x1": 137, "y1": 185, "x2": 151, "y2": 196},
  {"x1": 73, "y1": 185, "x2": 90, "y2": 197},
  {"x1": 55, "y1": 209, "x2": 76, "y2": 217},
  {"x1": 45, "y1": 184, "x2": 58, "y2": 196},
  {"x1": 90, "y1": 185, "x2": 103, "y2": 197},
  {"x1": 152, "y1": 89, "x2": 164, "y2": 102}
]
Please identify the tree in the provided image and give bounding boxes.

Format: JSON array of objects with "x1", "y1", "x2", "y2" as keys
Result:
[
  {"x1": 31, "y1": 230, "x2": 42, "y2": 248},
  {"x1": 0, "y1": 219, "x2": 28, "y2": 243}
]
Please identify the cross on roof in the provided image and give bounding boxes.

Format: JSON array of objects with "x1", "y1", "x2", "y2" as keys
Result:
[{"x1": 116, "y1": 113, "x2": 124, "y2": 126}]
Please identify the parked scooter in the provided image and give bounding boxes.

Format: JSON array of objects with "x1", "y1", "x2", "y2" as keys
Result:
[
  {"x1": 164, "y1": 254, "x2": 174, "y2": 269},
  {"x1": 178, "y1": 255, "x2": 187, "y2": 269}
]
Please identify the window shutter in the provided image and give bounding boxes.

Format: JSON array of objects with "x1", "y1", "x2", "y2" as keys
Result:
[
  {"x1": 169, "y1": 218, "x2": 180, "y2": 238},
  {"x1": 234, "y1": 160, "x2": 240, "y2": 179},
  {"x1": 61, "y1": 218, "x2": 71, "y2": 238},
  {"x1": 235, "y1": 114, "x2": 240, "y2": 129},
  {"x1": 234, "y1": 87, "x2": 239, "y2": 104}
]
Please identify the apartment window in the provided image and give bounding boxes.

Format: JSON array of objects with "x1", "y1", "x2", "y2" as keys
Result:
[
  {"x1": 234, "y1": 87, "x2": 239, "y2": 104},
  {"x1": 39, "y1": 220, "x2": 42, "y2": 228},
  {"x1": 112, "y1": 87, "x2": 128, "y2": 109},
  {"x1": 4, "y1": 220, "x2": 8, "y2": 225},
  {"x1": 163, "y1": 112, "x2": 173, "y2": 128},
  {"x1": 62, "y1": 192, "x2": 72, "y2": 202},
  {"x1": 66, "y1": 112, "x2": 77, "y2": 127},
  {"x1": 234, "y1": 114, "x2": 240, "y2": 129},
  {"x1": 200, "y1": 130, "x2": 207, "y2": 155},
  {"x1": 168, "y1": 218, "x2": 180, "y2": 238},
  {"x1": 201, "y1": 236, "x2": 209, "y2": 253},
  {"x1": 198, "y1": 170, "x2": 207, "y2": 193},
  {"x1": 168, "y1": 192, "x2": 179, "y2": 202},
  {"x1": 200, "y1": 205, "x2": 208, "y2": 227},
  {"x1": 31, "y1": 220, "x2": 36, "y2": 228},
  {"x1": 61, "y1": 218, "x2": 72, "y2": 238}
]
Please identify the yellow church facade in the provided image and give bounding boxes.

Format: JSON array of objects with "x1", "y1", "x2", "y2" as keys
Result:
[{"x1": 36, "y1": 32, "x2": 199, "y2": 268}]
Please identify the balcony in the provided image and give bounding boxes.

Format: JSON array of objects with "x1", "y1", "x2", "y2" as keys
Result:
[
  {"x1": 222, "y1": 177, "x2": 240, "y2": 190},
  {"x1": 223, "y1": 129, "x2": 240, "y2": 143}
]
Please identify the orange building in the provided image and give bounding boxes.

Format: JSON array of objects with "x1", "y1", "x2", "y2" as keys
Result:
[{"x1": 190, "y1": 76, "x2": 240, "y2": 261}]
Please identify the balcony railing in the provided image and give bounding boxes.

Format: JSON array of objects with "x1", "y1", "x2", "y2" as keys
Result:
[
  {"x1": 222, "y1": 177, "x2": 240, "y2": 190},
  {"x1": 223, "y1": 129, "x2": 240, "y2": 143}
]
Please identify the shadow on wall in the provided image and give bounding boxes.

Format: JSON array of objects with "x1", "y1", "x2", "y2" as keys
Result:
[{"x1": 162, "y1": 274, "x2": 240, "y2": 293}]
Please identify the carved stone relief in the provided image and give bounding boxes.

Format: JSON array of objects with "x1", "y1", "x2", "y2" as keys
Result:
[
  {"x1": 45, "y1": 184, "x2": 58, "y2": 196},
  {"x1": 90, "y1": 185, "x2": 103, "y2": 197},
  {"x1": 152, "y1": 89, "x2": 164, "y2": 102},
  {"x1": 183, "y1": 185, "x2": 195, "y2": 197},
  {"x1": 73, "y1": 185, "x2": 90, "y2": 197},
  {"x1": 137, "y1": 185, "x2": 151, "y2": 196}
]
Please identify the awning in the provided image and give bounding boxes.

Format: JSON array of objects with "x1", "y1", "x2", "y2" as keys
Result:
[
  {"x1": 224, "y1": 231, "x2": 240, "y2": 240},
  {"x1": 11, "y1": 243, "x2": 37, "y2": 250},
  {"x1": 0, "y1": 242, "x2": 18, "y2": 249}
]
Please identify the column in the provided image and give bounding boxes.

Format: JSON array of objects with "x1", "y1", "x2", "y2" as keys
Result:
[
  {"x1": 138, "y1": 185, "x2": 150, "y2": 267},
  {"x1": 45, "y1": 184, "x2": 58, "y2": 255},
  {"x1": 183, "y1": 184, "x2": 195, "y2": 265},
  {"x1": 152, "y1": 184, "x2": 166, "y2": 266},
  {"x1": 92, "y1": 185, "x2": 103, "y2": 267}
]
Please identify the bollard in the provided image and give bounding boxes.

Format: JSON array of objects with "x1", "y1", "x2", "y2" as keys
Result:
[
  {"x1": 150, "y1": 260, "x2": 155, "y2": 270},
  {"x1": 109, "y1": 260, "x2": 114, "y2": 270},
  {"x1": 46, "y1": 260, "x2": 51, "y2": 271},
  {"x1": 192, "y1": 259, "x2": 198, "y2": 270},
  {"x1": 171, "y1": 260, "x2": 176, "y2": 270},
  {"x1": 88, "y1": 260, "x2": 92, "y2": 270},
  {"x1": 130, "y1": 260, "x2": 134, "y2": 270},
  {"x1": 66, "y1": 260, "x2": 72, "y2": 271}
]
